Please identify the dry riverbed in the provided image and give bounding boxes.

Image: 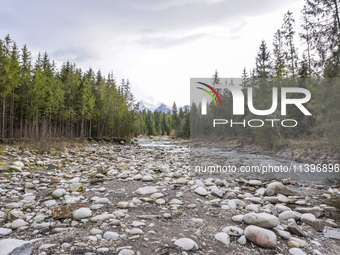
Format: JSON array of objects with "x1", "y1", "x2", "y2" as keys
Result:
[{"x1": 0, "y1": 136, "x2": 339, "y2": 255}]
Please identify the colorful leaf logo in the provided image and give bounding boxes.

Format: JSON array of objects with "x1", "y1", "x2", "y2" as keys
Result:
[{"x1": 196, "y1": 82, "x2": 222, "y2": 106}]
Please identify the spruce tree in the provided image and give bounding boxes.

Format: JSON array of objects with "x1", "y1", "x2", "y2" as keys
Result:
[{"x1": 255, "y1": 40, "x2": 271, "y2": 78}]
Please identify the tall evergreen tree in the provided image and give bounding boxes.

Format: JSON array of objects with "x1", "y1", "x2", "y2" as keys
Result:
[
  {"x1": 282, "y1": 11, "x2": 298, "y2": 77},
  {"x1": 255, "y1": 40, "x2": 271, "y2": 78}
]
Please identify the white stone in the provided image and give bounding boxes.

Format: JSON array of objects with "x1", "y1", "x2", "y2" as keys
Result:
[
  {"x1": 300, "y1": 213, "x2": 316, "y2": 224},
  {"x1": 214, "y1": 232, "x2": 230, "y2": 246},
  {"x1": 248, "y1": 180, "x2": 263, "y2": 186},
  {"x1": 289, "y1": 248, "x2": 307, "y2": 255},
  {"x1": 13, "y1": 161, "x2": 24, "y2": 167},
  {"x1": 0, "y1": 228, "x2": 12, "y2": 237},
  {"x1": 52, "y1": 189, "x2": 66, "y2": 199},
  {"x1": 128, "y1": 228, "x2": 144, "y2": 235},
  {"x1": 243, "y1": 212, "x2": 279, "y2": 228},
  {"x1": 238, "y1": 235, "x2": 247, "y2": 245},
  {"x1": 103, "y1": 231, "x2": 119, "y2": 240},
  {"x1": 117, "y1": 202, "x2": 129, "y2": 208},
  {"x1": 194, "y1": 186, "x2": 208, "y2": 196},
  {"x1": 118, "y1": 249, "x2": 135, "y2": 255},
  {"x1": 246, "y1": 204, "x2": 260, "y2": 212},
  {"x1": 0, "y1": 238, "x2": 32, "y2": 255},
  {"x1": 141, "y1": 175, "x2": 153, "y2": 182},
  {"x1": 11, "y1": 219, "x2": 27, "y2": 229},
  {"x1": 135, "y1": 186, "x2": 157, "y2": 195},
  {"x1": 73, "y1": 208, "x2": 92, "y2": 219},
  {"x1": 232, "y1": 215, "x2": 244, "y2": 222},
  {"x1": 43, "y1": 200, "x2": 57, "y2": 207},
  {"x1": 279, "y1": 211, "x2": 301, "y2": 221},
  {"x1": 174, "y1": 238, "x2": 199, "y2": 251}
]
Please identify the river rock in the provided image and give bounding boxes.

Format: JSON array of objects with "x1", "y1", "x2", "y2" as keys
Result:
[
  {"x1": 289, "y1": 248, "x2": 307, "y2": 255},
  {"x1": 51, "y1": 189, "x2": 66, "y2": 199},
  {"x1": 174, "y1": 238, "x2": 199, "y2": 251},
  {"x1": 323, "y1": 226, "x2": 340, "y2": 239},
  {"x1": 243, "y1": 212, "x2": 279, "y2": 228},
  {"x1": 279, "y1": 211, "x2": 301, "y2": 221},
  {"x1": 311, "y1": 219, "x2": 327, "y2": 232},
  {"x1": 103, "y1": 231, "x2": 119, "y2": 240},
  {"x1": 244, "y1": 225, "x2": 277, "y2": 248},
  {"x1": 118, "y1": 249, "x2": 135, "y2": 255},
  {"x1": 266, "y1": 182, "x2": 291, "y2": 195},
  {"x1": 287, "y1": 222, "x2": 307, "y2": 237},
  {"x1": 90, "y1": 213, "x2": 116, "y2": 222},
  {"x1": 0, "y1": 238, "x2": 32, "y2": 255},
  {"x1": 215, "y1": 232, "x2": 230, "y2": 246},
  {"x1": 73, "y1": 207, "x2": 92, "y2": 219},
  {"x1": 117, "y1": 202, "x2": 129, "y2": 209},
  {"x1": 300, "y1": 213, "x2": 316, "y2": 225},
  {"x1": 194, "y1": 186, "x2": 208, "y2": 196},
  {"x1": 248, "y1": 180, "x2": 263, "y2": 186},
  {"x1": 0, "y1": 228, "x2": 12, "y2": 237},
  {"x1": 135, "y1": 186, "x2": 157, "y2": 195},
  {"x1": 11, "y1": 219, "x2": 27, "y2": 229},
  {"x1": 238, "y1": 235, "x2": 247, "y2": 245}
]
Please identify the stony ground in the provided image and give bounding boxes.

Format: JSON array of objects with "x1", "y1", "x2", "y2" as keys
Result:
[{"x1": 0, "y1": 136, "x2": 339, "y2": 255}]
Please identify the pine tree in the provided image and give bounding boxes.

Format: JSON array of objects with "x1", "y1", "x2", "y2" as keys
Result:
[
  {"x1": 18, "y1": 44, "x2": 32, "y2": 138},
  {"x1": 300, "y1": 5, "x2": 313, "y2": 76},
  {"x1": 241, "y1": 67, "x2": 249, "y2": 88},
  {"x1": 212, "y1": 69, "x2": 220, "y2": 85},
  {"x1": 282, "y1": 11, "x2": 298, "y2": 77},
  {"x1": 255, "y1": 40, "x2": 271, "y2": 78},
  {"x1": 172, "y1": 102, "x2": 179, "y2": 132},
  {"x1": 272, "y1": 29, "x2": 287, "y2": 78}
]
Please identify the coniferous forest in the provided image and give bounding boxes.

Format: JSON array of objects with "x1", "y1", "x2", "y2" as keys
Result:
[{"x1": 0, "y1": 35, "x2": 190, "y2": 140}]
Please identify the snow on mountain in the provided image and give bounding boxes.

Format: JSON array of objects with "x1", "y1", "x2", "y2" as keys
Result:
[
  {"x1": 136, "y1": 100, "x2": 157, "y2": 112},
  {"x1": 136, "y1": 101, "x2": 188, "y2": 114},
  {"x1": 154, "y1": 103, "x2": 172, "y2": 114}
]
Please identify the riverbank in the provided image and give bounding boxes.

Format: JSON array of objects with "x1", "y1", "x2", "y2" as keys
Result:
[{"x1": 0, "y1": 136, "x2": 339, "y2": 254}]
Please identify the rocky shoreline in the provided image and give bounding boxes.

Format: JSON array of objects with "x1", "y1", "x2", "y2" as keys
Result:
[{"x1": 0, "y1": 136, "x2": 339, "y2": 255}]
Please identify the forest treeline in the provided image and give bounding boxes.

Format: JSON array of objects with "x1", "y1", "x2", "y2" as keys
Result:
[
  {"x1": 192, "y1": 0, "x2": 340, "y2": 150},
  {"x1": 0, "y1": 35, "x2": 189, "y2": 140}
]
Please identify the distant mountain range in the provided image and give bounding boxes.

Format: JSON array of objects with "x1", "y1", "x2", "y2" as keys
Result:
[{"x1": 136, "y1": 100, "x2": 190, "y2": 114}]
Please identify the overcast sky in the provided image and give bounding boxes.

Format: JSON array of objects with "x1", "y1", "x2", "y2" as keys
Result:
[{"x1": 1, "y1": 0, "x2": 305, "y2": 107}]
